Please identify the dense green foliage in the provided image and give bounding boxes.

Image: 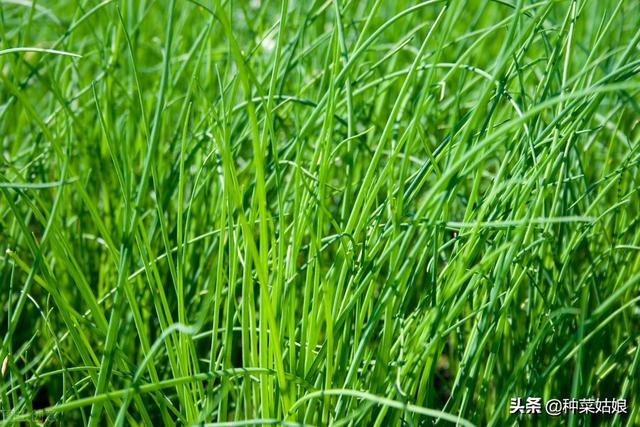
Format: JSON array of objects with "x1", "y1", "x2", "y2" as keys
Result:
[{"x1": 1, "y1": 0, "x2": 639, "y2": 425}]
